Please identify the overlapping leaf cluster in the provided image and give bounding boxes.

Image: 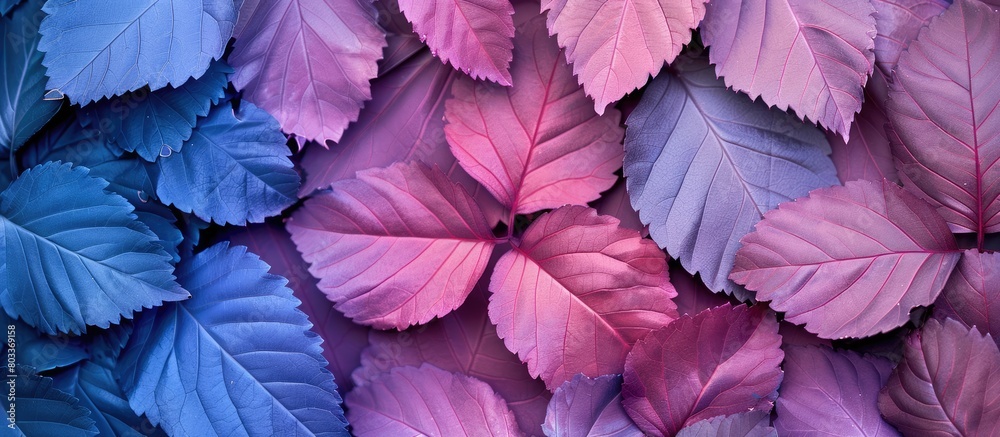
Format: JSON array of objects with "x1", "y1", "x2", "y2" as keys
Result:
[{"x1": 3, "y1": 0, "x2": 1000, "y2": 435}]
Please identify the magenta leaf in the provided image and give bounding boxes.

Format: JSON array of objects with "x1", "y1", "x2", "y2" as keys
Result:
[
  {"x1": 399, "y1": 0, "x2": 514, "y2": 85},
  {"x1": 622, "y1": 304, "x2": 784, "y2": 436},
  {"x1": 829, "y1": 92, "x2": 898, "y2": 184},
  {"x1": 731, "y1": 180, "x2": 961, "y2": 339},
  {"x1": 541, "y1": 0, "x2": 706, "y2": 113},
  {"x1": 888, "y1": 0, "x2": 1000, "y2": 236},
  {"x1": 776, "y1": 346, "x2": 899, "y2": 436},
  {"x1": 287, "y1": 161, "x2": 497, "y2": 330},
  {"x1": 878, "y1": 318, "x2": 1000, "y2": 436},
  {"x1": 870, "y1": 0, "x2": 949, "y2": 87},
  {"x1": 676, "y1": 412, "x2": 775, "y2": 437},
  {"x1": 700, "y1": 0, "x2": 876, "y2": 139},
  {"x1": 353, "y1": 276, "x2": 550, "y2": 435},
  {"x1": 932, "y1": 250, "x2": 1000, "y2": 346},
  {"x1": 624, "y1": 55, "x2": 838, "y2": 296},
  {"x1": 230, "y1": 0, "x2": 386, "y2": 144},
  {"x1": 220, "y1": 222, "x2": 370, "y2": 394},
  {"x1": 489, "y1": 206, "x2": 677, "y2": 389},
  {"x1": 543, "y1": 374, "x2": 641, "y2": 437},
  {"x1": 346, "y1": 364, "x2": 521, "y2": 436},
  {"x1": 444, "y1": 13, "x2": 624, "y2": 217}
]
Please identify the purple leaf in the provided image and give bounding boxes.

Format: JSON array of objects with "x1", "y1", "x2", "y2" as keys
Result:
[
  {"x1": 230, "y1": 0, "x2": 386, "y2": 144},
  {"x1": 399, "y1": 0, "x2": 514, "y2": 85},
  {"x1": 778, "y1": 321, "x2": 832, "y2": 348},
  {"x1": 444, "y1": 13, "x2": 624, "y2": 217},
  {"x1": 887, "y1": 0, "x2": 1000, "y2": 236},
  {"x1": 624, "y1": 55, "x2": 838, "y2": 296},
  {"x1": 353, "y1": 274, "x2": 550, "y2": 435},
  {"x1": 346, "y1": 364, "x2": 521, "y2": 436},
  {"x1": 374, "y1": 0, "x2": 424, "y2": 75},
  {"x1": 776, "y1": 345, "x2": 899, "y2": 436},
  {"x1": 932, "y1": 250, "x2": 1000, "y2": 347},
  {"x1": 670, "y1": 262, "x2": 735, "y2": 318},
  {"x1": 878, "y1": 318, "x2": 1000, "y2": 436},
  {"x1": 701, "y1": 0, "x2": 877, "y2": 139},
  {"x1": 731, "y1": 180, "x2": 961, "y2": 339},
  {"x1": 871, "y1": 0, "x2": 950, "y2": 83},
  {"x1": 543, "y1": 374, "x2": 641, "y2": 437},
  {"x1": 622, "y1": 304, "x2": 784, "y2": 436},
  {"x1": 676, "y1": 412, "x2": 775, "y2": 437},
  {"x1": 489, "y1": 206, "x2": 677, "y2": 390},
  {"x1": 591, "y1": 181, "x2": 645, "y2": 234},
  {"x1": 220, "y1": 222, "x2": 370, "y2": 394},
  {"x1": 541, "y1": 0, "x2": 706, "y2": 113},
  {"x1": 287, "y1": 161, "x2": 497, "y2": 329},
  {"x1": 829, "y1": 90, "x2": 898, "y2": 184}
]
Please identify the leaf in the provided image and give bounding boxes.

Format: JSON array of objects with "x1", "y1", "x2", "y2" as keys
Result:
[
  {"x1": 153, "y1": 102, "x2": 300, "y2": 225},
  {"x1": 288, "y1": 161, "x2": 497, "y2": 330},
  {"x1": 624, "y1": 55, "x2": 838, "y2": 296},
  {"x1": 53, "y1": 361, "x2": 165, "y2": 437},
  {"x1": 541, "y1": 0, "x2": 706, "y2": 113},
  {"x1": 731, "y1": 180, "x2": 961, "y2": 339},
  {"x1": 700, "y1": 0, "x2": 876, "y2": 139},
  {"x1": 375, "y1": 0, "x2": 424, "y2": 75},
  {"x1": 353, "y1": 277, "x2": 550, "y2": 435},
  {"x1": 8, "y1": 365, "x2": 98, "y2": 436},
  {"x1": 115, "y1": 242, "x2": 349, "y2": 436},
  {"x1": 230, "y1": 0, "x2": 386, "y2": 144},
  {"x1": 675, "y1": 412, "x2": 775, "y2": 437},
  {"x1": 870, "y1": 0, "x2": 950, "y2": 85},
  {"x1": 932, "y1": 250, "x2": 1000, "y2": 347},
  {"x1": 346, "y1": 364, "x2": 520, "y2": 436},
  {"x1": 1, "y1": 312, "x2": 87, "y2": 371},
  {"x1": 543, "y1": 374, "x2": 641, "y2": 437},
  {"x1": 399, "y1": 0, "x2": 514, "y2": 85},
  {"x1": 775, "y1": 346, "x2": 899, "y2": 436},
  {"x1": 0, "y1": 162, "x2": 185, "y2": 335},
  {"x1": 888, "y1": 0, "x2": 1000, "y2": 235},
  {"x1": 78, "y1": 61, "x2": 233, "y2": 161},
  {"x1": 444, "y1": 13, "x2": 624, "y2": 216},
  {"x1": 829, "y1": 92, "x2": 898, "y2": 184},
  {"x1": 37, "y1": 0, "x2": 235, "y2": 104},
  {"x1": 670, "y1": 262, "x2": 735, "y2": 318},
  {"x1": 621, "y1": 304, "x2": 784, "y2": 436},
  {"x1": 221, "y1": 222, "x2": 371, "y2": 395},
  {"x1": 878, "y1": 318, "x2": 1000, "y2": 436},
  {"x1": 591, "y1": 180, "x2": 644, "y2": 234},
  {"x1": 0, "y1": 0, "x2": 60, "y2": 153},
  {"x1": 489, "y1": 205, "x2": 677, "y2": 389},
  {"x1": 1, "y1": 0, "x2": 19, "y2": 16}
]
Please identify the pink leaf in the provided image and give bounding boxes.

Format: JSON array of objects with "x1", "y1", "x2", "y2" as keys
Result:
[
  {"x1": 541, "y1": 0, "x2": 706, "y2": 113},
  {"x1": 489, "y1": 206, "x2": 677, "y2": 390},
  {"x1": 346, "y1": 364, "x2": 521, "y2": 436},
  {"x1": 353, "y1": 273, "x2": 550, "y2": 436},
  {"x1": 287, "y1": 161, "x2": 497, "y2": 330},
  {"x1": 932, "y1": 250, "x2": 1000, "y2": 347},
  {"x1": 444, "y1": 14, "x2": 624, "y2": 217},
  {"x1": 829, "y1": 89, "x2": 899, "y2": 184},
  {"x1": 888, "y1": 0, "x2": 1000, "y2": 236},
  {"x1": 731, "y1": 180, "x2": 961, "y2": 339},
  {"x1": 230, "y1": 0, "x2": 386, "y2": 144},
  {"x1": 701, "y1": 0, "x2": 877, "y2": 140},
  {"x1": 220, "y1": 223, "x2": 370, "y2": 394},
  {"x1": 878, "y1": 318, "x2": 1000, "y2": 436},
  {"x1": 398, "y1": 0, "x2": 515, "y2": 85},
  {"x1": 622, "y1": 304, "x2": 784, "y2": 436}
]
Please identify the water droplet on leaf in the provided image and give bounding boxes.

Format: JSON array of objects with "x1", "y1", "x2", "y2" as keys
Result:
[
  {"x1": 159, "y1": 145, "x2": 172, "y2": 158},
  {"x1": 137, "y1": 190, "x2": 149, "y2": 203}
]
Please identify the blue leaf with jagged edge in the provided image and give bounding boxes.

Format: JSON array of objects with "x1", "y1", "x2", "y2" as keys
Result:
[
  {"x1": 152, "y1": 102, "x2": 300, "y2": 225},
  {"x1": 623, "y1": 55, "x2": 838, "y2": 299},
  {"x1": 78, "y1": 61, "x2": 233, "y2": 161},
  {"x1": 115, "y1": 242, "x2": 349, "y2": 436},
  {"x1": 0, "y1": 162, "x2": 187, "y2": 335},
  {"x1": 0, "y1": 312, "x2": 87, "y2": 371},
  {"x1": 20, "y1": 117, "x2": 183, "y2": 262},
  {"x1": 6, "y1": 365, "x2": 98, "y2": 436},
  {"x1": 0, "y1": 0, "x2": 61, "y2": 153},
  {"x1": 36, "y1": 0, "x2": 236, "y2": 104}
]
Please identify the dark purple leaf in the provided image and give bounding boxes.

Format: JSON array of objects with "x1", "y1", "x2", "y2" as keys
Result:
[
  {"x1": 591, "y1": 180, "x2": 645, "y2": 234},
  {"x1": 543, "y1": 374, "x2": 641, "y2": 437},
  {"x1": 829, "y1": 90, "x2": 898, "y2": 184},
  {"x1": 676, "y1": 412, "x2": 775, "y2": 437},
  {"x1": 671, "y1": 262, "x2": 735, "y2": 318},
  {"x1": 731, "y1": 180, "x2": 961, "y2": 339},
  {"x1": 932, "y1": 250, "x2": 1000, "y2": 347}
]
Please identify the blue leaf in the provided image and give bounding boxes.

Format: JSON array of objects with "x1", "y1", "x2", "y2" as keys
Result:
[
  {"x1": 0, "y1": 0, "x2": 20, "y2": 16},
  {"x1": 623, "y1": 56, "x2": 838, "y2": 297},
  {"x1": 0, "y1": 0, "x2": 61, "y2": 152},
  {"x1": 0, "y1": 162, "x2": 187, "y2": 334},
  {"x1": 0, "y1": 312, "x2": 87, "y2": 372},
  {"x1": 21, "y1": 119, "x2": 183, "y2": 262},
  {"x1": 78, "y1": 61, "x2": 233, "y2": 161},
  {"x1": 6, "y1": 365, "x2": 98, "y2": 436},
  {"x1": 115, "y1": 242, "x2": 349, "y2": 436},
  {"x1": 153, "y1": 102, "x2": 300, "y2": 225},
  {"x1": 52, "y1": 362, "x2": 165, "y2": 437},
  {"x1": 0, "y1": 157, "x2": 10, "y2": 192},
  {"x1": 36, "y1": 0, "x2": 236, "y2": 104}
]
